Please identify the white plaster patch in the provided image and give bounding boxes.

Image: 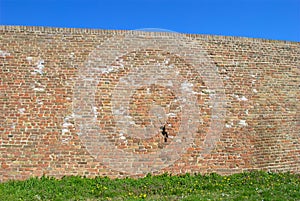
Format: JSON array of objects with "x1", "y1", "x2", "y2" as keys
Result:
[
  {"x1": 225, "y1": 124, "x2": 232, "y2": 128},
  {"x1": 175, "y1": 138, "x2": 182, "y2": 143},
  {"x1": 234, "y1": 61, "x2": 239, "y2": 66},
  {"x1": 165, "y1": 58, "x2": 170, "y2": 64},
  {"x1": 62, "y1": 128, "x2": 70, "y2": 134},
  {"x1": 146, "y1": 88, "x2": 151, "y2": 94},
  {"x1": 11, "y1": 123, "x2": 16, "y2": 129},
  {"x1": 64, "y1": 114, "x2": 75, "y2": 121},
  {"x1": 0, "y1": 50, "x2": 10, "y2": 57},
  {"x1": 129, "y1": 121, "x2": 136, "y2": 125},
  {"x1": 69, "y1": 52, "x2": 75, "y2": 58},
  {"x1": 234, "y1": 95, "x2": 248, "y2": 101},
  {"x1": 239, "y1": 96, "x2": 248, "y2": 101},
  {"x1": 114, "y1": 107, "x2": 126, "y2": 115},
  {"x1": 100, "y1": 66, "x2": 115, "y2": 74},
  {"x1": 119, "y1": 62, "x2": 124, "y2": 68},
  {"x1": 61, "y1": 138, "x2": 70, "y2": 143},
  {"x1": 36, "y1": 99, "x2": 43, "y2": 105},
  {"x1": 62, "y1": 114, "x2": 75, "y2": 135},
  {"x1": 18, "y1": 108, "x2": 25, "y2": 114},
  {"x1": 32, "y1": 81, "x2": 46, "y2": 92},
  {"x1": 63, "y1": 122, "x2": 74, "y2": 127},
  {"x1": 33, "y1": 87, "x2": 45, "y2": 92},
  {"x1": 253, "y1": 89, "x2": 258, "y2": 93},
  {"x1": 124, "y1": 115, "x2": 133, "y2": 120},
  {"x1": 209, "y1": 93, "x2": 216, "y2": 99},
  {"x1": 238, "y1": 120, "x2": 248, "y2": 127},
  {"x1": 119, "y1": 133, "x2": 126, "y2": 140},
  {"x1": 225, "y1": 121, "x2": 234, "y2": 128},
  {"x1": 166, "y1": 113, "x2": 177, "y2": 117},
  {"x1": 33, "y1": 60, "x2": 45, "y2": 75},
  {"x1": 82, "y1": 78, "x2": 95, "y2": 81},
  {"x1": 92, "y1": 106, "x2": 98, "y2": 119},
  {"x1": 180, "y1": 81, "x2": 193, "y2": 93},
  {"x1": 166, "y1": 64, "x2": 174, "y2": 68},
  {"x1": 192, "y1": 90, "x2": 201, "y2": 95}
]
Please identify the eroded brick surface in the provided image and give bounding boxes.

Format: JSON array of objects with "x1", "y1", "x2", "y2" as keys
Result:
[{"x1": 0, "y1": 26, "x2": 299, "y2": 182}]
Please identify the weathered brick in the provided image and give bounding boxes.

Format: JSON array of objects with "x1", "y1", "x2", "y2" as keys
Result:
[{"x1": 0, "y1": 26, "x2": 299, "y2": 182}]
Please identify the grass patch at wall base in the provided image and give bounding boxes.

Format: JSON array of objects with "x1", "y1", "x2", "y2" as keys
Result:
[{"x1": 0, "y1": 171, "x2": 299, "y2": 201}]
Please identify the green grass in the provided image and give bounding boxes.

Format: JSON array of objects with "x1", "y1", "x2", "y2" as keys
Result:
[{"x1": 0, "y1": 171, "x2": 299, "y2": 200}]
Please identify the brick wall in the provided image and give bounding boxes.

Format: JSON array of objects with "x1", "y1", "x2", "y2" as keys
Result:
[{"x1": 0, "y1": 26, "x2": 299, "y2": 182}]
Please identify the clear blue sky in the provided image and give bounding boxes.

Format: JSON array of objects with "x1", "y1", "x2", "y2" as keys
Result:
[{"x1": 0, "y1": 0, "x2": 299, "y2": 41}]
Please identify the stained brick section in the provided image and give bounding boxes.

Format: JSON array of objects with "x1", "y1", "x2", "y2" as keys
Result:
[{"x1": 0, "y1": 26, "x2": 299, "y2": 182}]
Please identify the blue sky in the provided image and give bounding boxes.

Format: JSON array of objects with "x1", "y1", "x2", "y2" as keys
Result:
[{"x1": 0, "y1": 0, "x2": 299, "y2": 41}]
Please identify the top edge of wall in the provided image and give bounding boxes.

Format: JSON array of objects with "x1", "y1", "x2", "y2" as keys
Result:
[{"x1": 1, "y1": 25, "x2": 299, "y2": 45}]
